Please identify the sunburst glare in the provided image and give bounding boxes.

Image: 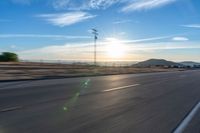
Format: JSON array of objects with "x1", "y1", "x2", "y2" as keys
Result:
[{"x1": 106, "y1": 38, "x2": 127, "y2": 59}]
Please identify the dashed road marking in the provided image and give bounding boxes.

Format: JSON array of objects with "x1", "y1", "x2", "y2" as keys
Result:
[
  {"x1": 102, "y1": 84, "x2": 140, "y2": 92},
  {"x1": 0, "y1": 106, "x2": 23, "y2": 113},
  {"x1": 0, "y1": 84, "x2": 140, "y2": 113}
]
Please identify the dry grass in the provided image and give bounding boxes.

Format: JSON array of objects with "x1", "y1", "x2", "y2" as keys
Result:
[{"x1": 0, "y1": 62, "x2": 185, "y2": 81}]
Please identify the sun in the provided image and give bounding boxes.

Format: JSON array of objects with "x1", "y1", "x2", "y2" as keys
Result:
[{"x1": 106, "y1": 38, "x2": 126, "y2": 58}]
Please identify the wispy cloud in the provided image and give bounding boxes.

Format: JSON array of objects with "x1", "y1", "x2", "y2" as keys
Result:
[
  {"x1": 0, "y1": 34, "x2": 91, "y2": 39},
  {"x1": 19, "y1": 43, "x2": 94, "y2": 60},
  {"x1": 52, "y1": 0, "x2": 122, "y2": 10},
  {"x1": 88, "y1": 0, "x2": 121, "y2": 9},
  {"x1": 181, "y1": 24, "x2": 200, "y2": 29},
  {"x1": 113, "y1": 19, "x2": 132, "y2": 24},
  {"x1": 18, "y1": 40, "x2": 200, "y2": 61},
  {"x1": 52, "y1": 0, "x2": 179, "y2": 12},
  {"x1": 118, "y1": 32, "x2": 126, "y2": 35},
  {"x1": 10, "y1": 45, "x2": 17, "y2": 49},
  {"x1": 172, "y1": 37, "x2": 189, "y2": 41},
  {"x1": 52, "y1": 0, "x2": 71, "y2": 9},
  {"x1": 97, "y1": 35, "x2": 180, "y2": 46},
  {"x1": 121, "y1": 0, "x2": 177, "y2": 12},
  {"x1": 108, "y1": 35, "x2": 172, "y2": 43},
  {"x1": 10, "y1": 0, "x2": 179, "y2": 12},
  {"x1": 37, "y1": 11, "x2": 96, "y2": 27}
]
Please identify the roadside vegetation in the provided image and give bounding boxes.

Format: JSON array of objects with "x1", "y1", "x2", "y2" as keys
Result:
[
  {"x1": 0, "y1": 52, "x2": 19, "y2": 62},
  {"x1": 0, "y1": 61, "x2": 185, "y2": 81},
  {"x1": 0, "y1": 58, "x2": 198, "y2": 81}
]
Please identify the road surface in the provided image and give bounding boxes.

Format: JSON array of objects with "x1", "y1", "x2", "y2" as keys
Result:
[{"x1": 0, "y1": 70, "x2": 200, "y2": 133}]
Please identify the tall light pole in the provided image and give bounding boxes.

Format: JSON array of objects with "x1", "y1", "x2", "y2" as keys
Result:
[{"x1": 92, "y1": 29, "x2": 98, "y2": 66}]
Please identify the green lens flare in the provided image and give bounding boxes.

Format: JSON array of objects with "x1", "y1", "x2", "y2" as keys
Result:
[
  {"x1": 63, "y1": 107, "x2": 68, "y2": 111},
  {"x1": 62, "y1": 79, "x2": 91, "y2": 112}
]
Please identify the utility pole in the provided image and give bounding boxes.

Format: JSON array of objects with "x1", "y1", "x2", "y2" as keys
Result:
[{"x1": 91, "y1": 29, "x2": 98, "y2": 66}]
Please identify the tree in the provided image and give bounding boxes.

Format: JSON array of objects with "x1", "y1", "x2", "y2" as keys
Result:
[{"x1": 0, "y1": 52, "x2": 19, "y2": 62}]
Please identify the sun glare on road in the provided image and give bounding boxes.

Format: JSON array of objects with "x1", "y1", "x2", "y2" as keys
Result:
[{"x1": 106, "y1": 38, "x2": 127, "y2": 59}]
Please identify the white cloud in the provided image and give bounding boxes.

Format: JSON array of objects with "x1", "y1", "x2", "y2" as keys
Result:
[
  {"x1": 113, "y1": 19, "x2": 132, "y2": 24},
  {"x1": 19, "y1": 43, "x2": 94, "y2": 60},
  {"x1": 52, "y1": 0, "x2": 122, "y2": 10},
  {"x1": 0, "y1": 34, "x2": 91, "y2": 39},
  {"x1": 37, "y1": 11, "x2": 96, "y2": 27},
  {"x1": 172, "y1": 37, "x2": 189, "y2": 41},
  {"x1": 181, "y1": 24, "x2": 200, "y2": 29},
  {"x1": 52, "y1": 0, "x2": 71, "y2": 9},
  {"x1": 114, "y1": 35, "x2": 172, "y2": 43},
  {"x1": 121, "y1": 0, "x2": 177, "y2": 12},
  {"x1": 18, "y1": 39, "x2": 200, "y2": 61},
  {"x1": 88, "y1": 0, "x2": 121, "y2": 9},
  {"x1": 11, "y1": 0, "x2": 179, "y2": 12},
  {"x1": 10, "y1": 45, "x2": 17, "y2": 49},
  {"x1": 98, "y1": 35, "x2": 179, "y2": 45},
  {"x1": 52, "y1": 0, "x2": 179, "y2": 11},
  {"x1": 118, "y1": 32, "x2": 126, "y2": 35}
]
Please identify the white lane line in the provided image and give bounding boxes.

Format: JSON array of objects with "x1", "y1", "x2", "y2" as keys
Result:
[
  {"x1": 0, "y1": 106, "x2": 23, "y2": 112},
  {"x1": 174, "y1": 102, "x2": 200, "y2": 133},
  {"x1": 102, "y1": 84, "x2": 140, "y2": 92}
]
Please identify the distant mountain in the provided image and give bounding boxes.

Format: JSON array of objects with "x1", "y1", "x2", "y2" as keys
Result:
[
  {"x1": 133, "y1": 59, "x2": 183, "y2": 67},
  {"x1": 180, "y1": 61, "x2": 200, "y2": 67}
]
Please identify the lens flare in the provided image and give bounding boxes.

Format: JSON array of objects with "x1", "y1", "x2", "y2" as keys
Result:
[
  {"x1": 62, "y1": 79, "x2": 91, "y2": 112},
  {"x1": 106, "y1": 38, "x2": 127, "y2": 58}
]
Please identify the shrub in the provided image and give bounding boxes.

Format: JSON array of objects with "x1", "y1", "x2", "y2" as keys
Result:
[{"x1": 0, "y1": 52, "x2": 19, "y2": 62}]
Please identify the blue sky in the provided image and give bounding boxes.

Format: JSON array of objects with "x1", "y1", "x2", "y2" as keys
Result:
[{"x1": 0, "y1": 0, "x2": 200, "y2": 61}]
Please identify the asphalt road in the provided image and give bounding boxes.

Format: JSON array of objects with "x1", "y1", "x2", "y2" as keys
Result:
[{"x1": 0, "y1": 70, "x2": 200, "y2": 133}]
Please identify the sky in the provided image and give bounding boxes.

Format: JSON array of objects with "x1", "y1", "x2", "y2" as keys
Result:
[{"x1": 0, "y1": 0, "x2": 200, "y2": 62}]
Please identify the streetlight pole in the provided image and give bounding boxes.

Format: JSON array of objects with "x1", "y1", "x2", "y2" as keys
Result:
[{"x1": 92, "y1": 29, "x2": 98, "y2": 66}]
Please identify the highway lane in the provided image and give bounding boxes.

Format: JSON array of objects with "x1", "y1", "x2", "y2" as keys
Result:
[{"x1": 0, "y1": 70, "x2": 200, "y2": 133}]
